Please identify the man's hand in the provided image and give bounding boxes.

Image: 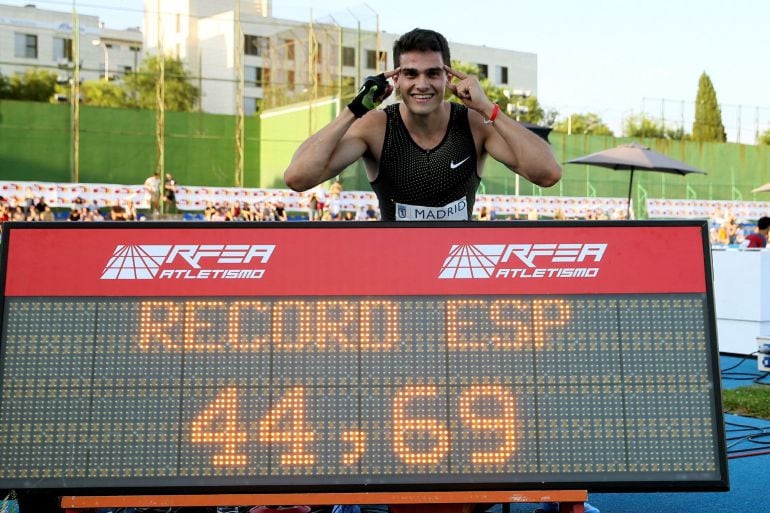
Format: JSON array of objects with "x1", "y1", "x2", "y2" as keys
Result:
[
  {"x1": 445, "y1": 65, "x2": 496, "y2": 119},
  {"x1": 347, "y1": 68, "x2": 399, "y2": 118}
]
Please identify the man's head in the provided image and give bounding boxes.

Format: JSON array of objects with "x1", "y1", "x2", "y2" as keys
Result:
[
  {"x1": 392, "y1": 29, "x2": 452, "y2": 114},
  {"x1": 393, "y1": 28, "x2": 451, "y2": 68},
  {"x1": 758, "y1": 216, "x2": 770, "y2": 233}
]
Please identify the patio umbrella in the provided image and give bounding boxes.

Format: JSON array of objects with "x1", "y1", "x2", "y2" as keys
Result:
[
  {"x1": 565, "y1": 142, "x2": 706, "y2": 216},
  {"x1": 752, "y1": 182, "x2": 770, "y2": 193},
  {"x1": 520, "y1": 122, "x2": 552, "y2": 142}
]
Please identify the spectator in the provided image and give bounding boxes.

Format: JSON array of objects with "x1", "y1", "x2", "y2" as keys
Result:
[
  {"x1": 144, "y1": 171, "x2": 161, "y2": 214},
  {"x1": 307, "y1": 192, "x2": 319, "y2": 221},
  {"x1": 742, "y1": 216, "x2": 770, "y2": 248},
  {"x1": 164, "y1": 173, "x2": 177, "y2": 213},
  {"x1": 477, "y1": 205, "x2": 491, "y2": 220},
  {"x1": 40, "y1": 205, "x2": 55, "y2": 222},
  {"x1": 110, "y1": 200, "x2": 127, "y2": 221},
  {"x1": 67, "y1": 207, "x2": 81, "y2": 222},
  {"x1": 211, "y1": 206, "x2": 230, "y2": 221},
  {"x1": 204, "y1": 201, "x2": 217, "y2": 220},
  {"x1": 275, "y1": 201, "x2": 288, "y2": 221}
]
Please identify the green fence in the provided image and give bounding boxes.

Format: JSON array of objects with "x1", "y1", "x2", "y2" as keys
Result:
[
  {"x1": 2, "y1": 99, "x2": 770, "y2": 215},
  {"x1": 0, "y1": 100, "x2": 260, "y2": 187}
]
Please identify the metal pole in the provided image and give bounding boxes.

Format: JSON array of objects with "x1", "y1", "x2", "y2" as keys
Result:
[
  {"x1": 156, "y1": 0, "x2": 166, "y2": 215},
  {"x1": 72, "y1": 2, "x2": 80, "y2": 183},
  {"x1": 234, "y1": 0, "x2": 245, "y2": 187},
  {"x1": 103, "y1": 45, "x2": 109, "y2": 80}
]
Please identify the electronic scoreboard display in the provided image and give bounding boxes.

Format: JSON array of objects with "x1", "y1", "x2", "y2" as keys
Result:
[{"x1": 0, "y1": 221, "x2": 727, "y2": 494}]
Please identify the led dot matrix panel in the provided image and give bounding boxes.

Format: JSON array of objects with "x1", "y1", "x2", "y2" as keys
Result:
[{"x1": 0, "y1": 222, "x2": 727, "y2": 493}]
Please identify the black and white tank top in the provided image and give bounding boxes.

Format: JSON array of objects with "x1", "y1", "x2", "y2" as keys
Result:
[{"x1": 371, "y1": 102, "x2": 481, "y2": 221}]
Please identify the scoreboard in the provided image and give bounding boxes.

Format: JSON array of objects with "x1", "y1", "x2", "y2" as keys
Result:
[{"x1": 0, "y1": 221, "x2": 728, "y2": 493}]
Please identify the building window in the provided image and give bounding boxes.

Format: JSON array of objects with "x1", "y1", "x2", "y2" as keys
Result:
[
  {"x1": 477, "y1": 63, "x2": 488, "y2": 80},
  {"x1": 245, "y1": 97, "x2": 259, "y2": 116},
  {"x1": 287, "y1": 70, "x2": 295, "y2": 90},
  {"x1": 342, "y1": 47, "x2": 355, "y2": 67},
  {"x1": 366, "y1": 50, "x2": 377, "y2": 69},
  {"x1": 14, "y1": 33, "x2": 38, "y2": 59},
  {"x1": 245, "y1": 66, "x2": 270, "y2": 87},
  {"x1": 497, "y1": 65, "x2": 508, "y2": 84},
  {"x1": 284, "y1": 39, "x2": 295, "y2": 60},
  {"x1": 365, "y1": 50, "x2": 387, "y2": 69},
  {"x1": 53, "y1": 37, "x2": 73, "y2": 61},
  {"x1": 244, "y1": 35, "x2": 269, "y2": 56}
]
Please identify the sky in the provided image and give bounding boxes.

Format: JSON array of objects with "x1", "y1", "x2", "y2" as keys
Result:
[{"x1": 7, "y1": 0, "x2": 770, "y2": 142}]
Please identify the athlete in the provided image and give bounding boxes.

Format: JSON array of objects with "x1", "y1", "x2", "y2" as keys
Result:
[
  {"x1": 286, "y1": 27, "x2": 594, "y2": 513},
  {"x1": 284, "y1": 28, "x2": 562, "y2": 221}
]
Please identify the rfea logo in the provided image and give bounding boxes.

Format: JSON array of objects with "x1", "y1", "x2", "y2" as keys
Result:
[
  {"x1": 100, "y1": 244, "x2": 275, "y2": 280},
  {"x1": 439, "y1": 243, "x2": 607, "y2": 279}
]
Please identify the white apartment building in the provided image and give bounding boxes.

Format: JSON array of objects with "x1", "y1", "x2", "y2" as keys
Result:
[
  {"x1": 1, "y1": 2, "x2": 537, "y2": 115},
  {"x1": 143, "y1": 0, "x2": 538, "y2": 116},
  {"x1": 0, "y1": 3, "x2": 142, "y2": 85}
]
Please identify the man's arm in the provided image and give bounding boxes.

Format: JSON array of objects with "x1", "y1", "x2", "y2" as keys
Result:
[
  {"x1": 284, "y1": 69, "x2": 398, "y2": 192},
  {"x1": 284, "y1": 109, "x2": 367, "y2": 192},
  {"x1": 445, "y1": 65, "x2": 561, "y2": 187}
]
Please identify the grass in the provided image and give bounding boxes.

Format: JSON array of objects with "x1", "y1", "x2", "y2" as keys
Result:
[{"x1": 722, "y1": 385, "x2": 770, "y2": 419}]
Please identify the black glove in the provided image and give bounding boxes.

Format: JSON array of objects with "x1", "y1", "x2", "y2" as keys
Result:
[{"x1": 348, "y1": 74, "x2": 389, "y2": 118}]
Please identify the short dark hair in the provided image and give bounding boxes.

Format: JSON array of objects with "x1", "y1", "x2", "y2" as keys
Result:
[
  {"x1": 758, "y1": 216, "x2": 770, "y2": 230},
  {"x1": 393, "y1": 28, "x2": 451, "y2": 68}
]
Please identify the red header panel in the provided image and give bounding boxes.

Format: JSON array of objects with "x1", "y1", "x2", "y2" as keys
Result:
[{"x1": 3, "y1": 223, "x2": 707, "y2": 297}]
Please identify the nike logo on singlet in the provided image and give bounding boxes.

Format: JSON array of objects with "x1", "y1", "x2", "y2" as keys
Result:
[{"x1": 450, "y1": 156, "x2": 470, "y2": 169}]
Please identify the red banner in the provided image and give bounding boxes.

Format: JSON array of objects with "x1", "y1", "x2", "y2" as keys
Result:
[{"x1": 3, "y1": 223, "x2": 707, "y2": 297}]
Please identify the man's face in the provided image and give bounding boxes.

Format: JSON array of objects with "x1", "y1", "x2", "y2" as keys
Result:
[{"x1": 394, "y1": 50, "x2": 448, "y2": 114}]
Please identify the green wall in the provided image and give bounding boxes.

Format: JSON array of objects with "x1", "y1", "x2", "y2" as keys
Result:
[
  {"x1": 0, "y1": 100, "x2": 261, "y2": 187},
  {"x1": 3, "y1": 98, "x2": 770, "y2": 215},
  {"x1": 259, "y1": 97, "x2": 342, "y2": 189}
]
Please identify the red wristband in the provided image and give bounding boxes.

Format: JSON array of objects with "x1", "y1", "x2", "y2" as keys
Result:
[{"x1": 485, "y1": 103, "x2": 500, "y2": 124}]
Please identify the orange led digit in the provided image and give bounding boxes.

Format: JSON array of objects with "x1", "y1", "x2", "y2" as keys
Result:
[
  {"x1": 392, "y1": 386, "x2": 449, "y2": 465},
  {"x1": 341, "y1": 430, "x2": 367, "y2": 465},
  {"x1": 259, "y1": 387, "x2": 316, "y2": 465},
  {"x1": 459, "y1": 385, "x2": 516, "y2": 464},
  {"x1": 190, "y1": 387, "x2": 247, "y2": 466}
]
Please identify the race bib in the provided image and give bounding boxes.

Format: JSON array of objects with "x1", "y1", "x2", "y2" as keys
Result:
[{"x1": 395, "y1": 197, "x2": 468, "y2": 221}]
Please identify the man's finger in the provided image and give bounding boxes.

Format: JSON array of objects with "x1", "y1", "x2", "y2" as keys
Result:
[
  {"x1": 444, "y1": 65, "x2": 467, "y2": 80},
  {"x1": 384, "y1": 67, "x2": 400, "y2": 79}
]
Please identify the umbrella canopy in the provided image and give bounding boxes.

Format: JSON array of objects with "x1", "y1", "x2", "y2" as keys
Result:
[
  {"x1": 752, "y1": 182, "x2": 770, "y2": 193},
  {"x1": 519, "y1": 122, "x2": 552, "y2": 142},
  {"x1": 565, "y1": 142, "x2": 706, "y2": 215}
]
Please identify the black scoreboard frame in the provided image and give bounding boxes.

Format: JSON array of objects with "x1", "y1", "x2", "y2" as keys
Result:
[{"x1": 0, "y1": 220, "x2": 729, "y2": 495}]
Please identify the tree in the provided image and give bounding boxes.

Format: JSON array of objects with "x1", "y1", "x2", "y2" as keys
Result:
[
  {"x1": 552, "y1": 113, "x2": 614, "y2": 136},
  {"x1": 623, "y1": 114, "x2": 686, "y2": 139},
  {"x1": 447, "y1": 61, "x2": 557, "y2": 125},
  {"x1": 123, "y1": 55, "x2": 200, "y2": 111},
  {"x1": 4, "y1": 69, "x2": 58, "y2": 102},
  {"x1": 692, "y1": 72, "x2": 726, "y2": 142},
  {"x1": 80, "y1": 80, "x2": 130, "y2": 107},
  {"x1": 759, "y1": 129, "x2": 770, "y2": 146},
  {"x1": 0, "y1": 73, "x2": 10, "y2": 98}
]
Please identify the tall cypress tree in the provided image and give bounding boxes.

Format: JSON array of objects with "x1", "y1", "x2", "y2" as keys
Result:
[{"x1": 692, "y1": 72, "x2": 727, "y2": 142}]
